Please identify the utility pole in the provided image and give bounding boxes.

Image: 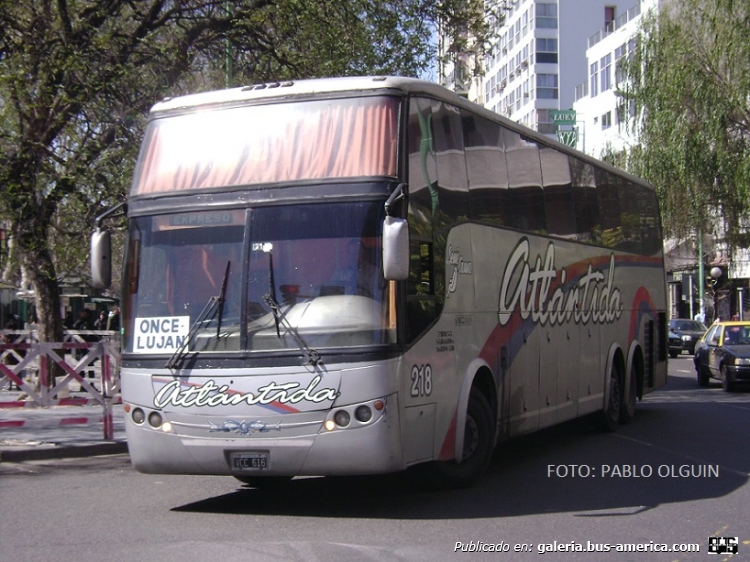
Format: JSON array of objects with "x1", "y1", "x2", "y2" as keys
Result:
[{"x1": 697, "y1": 228, "x2": 704, "y2": 319}]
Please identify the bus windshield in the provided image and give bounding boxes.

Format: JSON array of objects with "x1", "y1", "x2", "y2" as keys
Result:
[{"x1": 123, "y1": 201, "x2": 396, "y2": 356}]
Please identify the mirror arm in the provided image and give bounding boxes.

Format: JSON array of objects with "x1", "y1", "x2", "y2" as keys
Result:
[
  {"x1": 384, "y1": 183, "x2": 407, "y2": 217},
  {"x1": 95, "y1": 201, "x2": 127, "y2": 228}
]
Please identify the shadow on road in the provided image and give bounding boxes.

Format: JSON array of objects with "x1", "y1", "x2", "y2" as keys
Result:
[{"x1": 173, "y1": 370, "x2": 750, "y2": 520}]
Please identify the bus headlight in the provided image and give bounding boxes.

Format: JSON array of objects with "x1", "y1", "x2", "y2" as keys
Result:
[
  {"x1": 355, "y1": 405, "x2": 372, "y2": 422},
  {"x1": 148, "y1": 411, "x2": 163, "y2": 428},
  {"x1": 333, "y1": 410, "x2": 351, "y2": 427},
  {"x1": 322, "y1": 397, "x2": 387, "y2": 432},
  {"x1": 131, "y1": 408, "x2": 146, "y2": 425}
]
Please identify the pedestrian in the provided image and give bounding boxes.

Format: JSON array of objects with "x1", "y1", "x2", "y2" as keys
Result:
[
  {"x1": 94, "y1": 310, "x2": 108, "y2": 331},
  {"x1": 107, "y1": 307, "x2": 120, "y2": 332},
  {"x1": 72, "y1": 309, "x2": 93, "y2": 332}
]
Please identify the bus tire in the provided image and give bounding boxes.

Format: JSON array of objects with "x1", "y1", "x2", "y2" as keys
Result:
[
  {"x1": 619, "y1": 363, "x2": 637, "y2": 424},
  {"x1": 421, "y1": 387, "x2": 494, "y2": 489},
  {"x1": 598, "y1": 362, "x2": 622, "y2": 432},
  {"x1": 233, "y1": 475, "x2": 293, "y2": 488}
]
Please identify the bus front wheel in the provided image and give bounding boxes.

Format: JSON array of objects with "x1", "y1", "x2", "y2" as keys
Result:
[{"x1": 421, "y1": 387, "x2": 495, "y2": 489}]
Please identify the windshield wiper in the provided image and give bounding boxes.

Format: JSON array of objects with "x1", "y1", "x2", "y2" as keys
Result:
[
  {"x1": 262, "y1": 293, "x2": 321, "y2": 366},
  {"x1": 215, "y1": 261, "x2": 231, "y2": 337},
  {"x1": 165, "y1": 260, "x2": 231, "y2": 370}
]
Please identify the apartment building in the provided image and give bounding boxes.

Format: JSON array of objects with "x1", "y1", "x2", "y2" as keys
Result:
[
  {"x1": 572, "y1": 0, "x2": 661, "y2": 158},
  {"x1": 473, "y1": 0, "x2": 633, "y2": 137}
]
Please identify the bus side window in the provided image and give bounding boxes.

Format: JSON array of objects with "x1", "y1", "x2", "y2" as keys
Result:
[
  {"x1": 505, "y1": 131, "x2": 545, "y2": 233},
  {"x1": 569, "y1": 157, "x2": 599, "y2": 244},
  {"x1": 595, "y1": 168, "x2": 623, "y2": 248},
  {"x1": 541, "y1": 148, "x2": 576, "y2": 237},
  {"x1": 406, "y1": 239, "x2": 437, "y2": 342}
]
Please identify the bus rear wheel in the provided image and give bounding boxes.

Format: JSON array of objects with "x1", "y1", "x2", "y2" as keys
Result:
[
  {"x1": 619, "y1": 363, "x2": 637, "y2": 424},
  {"x1": 421, "y1": 387, "x2": 494, "y2": 489},
  {"x1": 598, "y1": 363, "x2": 622, "y2": 432}
]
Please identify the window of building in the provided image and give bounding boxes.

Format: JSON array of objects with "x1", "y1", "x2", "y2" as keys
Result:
[
  {"x1": 536, "y1": 73, "x2": 558, "y2": 99},
  {"x1": 602, "y1": 111, "x2": 612, "y2": 130},
  {"x1": 615, "y1": 43, "x2": 627, "y2": 83},
  {"x1": 536, "y1": 109, "x2": 556, "y2": 134},
  {"x1": 536, "y1": 38, "x2": 558, "y2": 63},
  {"x1": 600, "y1": 53, "x2": 612, "y2": 92},
  {"x1": 590, "y1": 61, "x2": 599, "y2": 97},
  {"x1": 605, "y1": 6, "x2": 616, "y2": 31},
  {"x1": 536, "y1": 3, "x2": 558, "y2": 29}
]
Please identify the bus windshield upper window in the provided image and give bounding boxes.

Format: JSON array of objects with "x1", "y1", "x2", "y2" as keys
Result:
[{"x1": 132, "y1": 96, "x2": 400, "y2": 195}]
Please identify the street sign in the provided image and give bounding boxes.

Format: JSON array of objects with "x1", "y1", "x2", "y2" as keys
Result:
[
  {"x1": 550, "y1": 110, "x2": 576, "y2": 124},
  {"x1": 556, "y1": 129, "x2": 577, "y2": 147}
]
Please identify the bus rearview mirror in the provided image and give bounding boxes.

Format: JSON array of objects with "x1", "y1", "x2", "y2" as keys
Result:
[
  {"x1": 91, "y1": 228, "x2": 112, "y2": 289},
  {"x1": 382, "y1": 216, "x2": 409, "y2": 281}
]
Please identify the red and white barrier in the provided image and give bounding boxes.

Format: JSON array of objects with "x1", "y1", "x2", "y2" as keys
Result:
[
  {"x1": 0, "y1": 333, "x2": 120, "y2": 439},
  {"x1": 0, "y1": 416, "x2": 100, "y2": 429}
]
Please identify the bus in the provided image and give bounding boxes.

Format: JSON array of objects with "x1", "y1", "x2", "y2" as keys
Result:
[{"x1": 91, "y1": 76, "x2": 668, "y2": 488}]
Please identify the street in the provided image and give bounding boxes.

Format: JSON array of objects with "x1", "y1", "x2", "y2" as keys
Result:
[{"x1": 1, "y1": 356, "x2": 748, "y2": 562}]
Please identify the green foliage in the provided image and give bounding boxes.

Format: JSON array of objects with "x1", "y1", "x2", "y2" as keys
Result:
[
  {"x1": 621, "y1": 0, "x2": 750, "y2": 247},
  {"x1": 0, "y1": 0, "x2": 490, "y2": 339}
]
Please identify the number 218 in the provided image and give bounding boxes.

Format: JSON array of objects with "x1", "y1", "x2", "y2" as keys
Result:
[{"x1": 410, "y1": 364, "x2": 433, "y2": 397}]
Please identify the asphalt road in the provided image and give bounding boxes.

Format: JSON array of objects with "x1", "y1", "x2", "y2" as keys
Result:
[{"x1": 1, "y1": 355, "x2": 748, "y2": 562}]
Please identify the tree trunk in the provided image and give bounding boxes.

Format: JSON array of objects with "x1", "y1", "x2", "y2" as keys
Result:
[{"x1": 18, "y1": 229, "x2": 65, "y2": 391}]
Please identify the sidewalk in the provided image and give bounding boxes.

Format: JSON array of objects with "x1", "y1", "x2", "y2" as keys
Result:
[{"x1": 0, "y1": 389, "x2": 127, "y2": 463}]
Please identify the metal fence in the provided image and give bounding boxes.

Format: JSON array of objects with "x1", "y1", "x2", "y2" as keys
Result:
[{"x1": 0, "y1": 330, "x2": 121, "y2": 438}]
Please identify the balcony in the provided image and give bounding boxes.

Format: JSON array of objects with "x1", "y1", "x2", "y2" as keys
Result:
[{"x1": 588, "y1": 1, "x2": 642, "y2": 48}]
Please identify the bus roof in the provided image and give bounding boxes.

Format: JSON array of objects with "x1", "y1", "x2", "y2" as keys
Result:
[{"x1": 151, "y1": 76, "x2": 448, "y2": 114}]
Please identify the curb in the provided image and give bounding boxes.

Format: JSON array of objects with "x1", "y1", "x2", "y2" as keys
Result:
[{"x1": 0, "y1": 440, "x2": 128, "y2": 463}]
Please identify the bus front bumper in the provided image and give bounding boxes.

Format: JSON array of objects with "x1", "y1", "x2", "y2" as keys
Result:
[{"x1": 125, "y1": 404, "x2": 404, "y2": 477}]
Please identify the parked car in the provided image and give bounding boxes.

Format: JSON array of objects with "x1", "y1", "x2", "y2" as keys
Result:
[
  {"x1": 668, "y1": 330, "x2": 682, "y2": 359},
  {"x1": 669, "y1": 318, "x2": 708, "y2": 355},
  {"x1": 693, "y1": 321, "x2": 750, "y2": 391}
]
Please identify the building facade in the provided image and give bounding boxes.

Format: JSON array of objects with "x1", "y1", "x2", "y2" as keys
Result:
[
  {"x1": 475, "y1": 0, "x2": 633, "y2": 137},
  {"x1": 571, "y1": 0, "x2": 750, "y2": 322}
]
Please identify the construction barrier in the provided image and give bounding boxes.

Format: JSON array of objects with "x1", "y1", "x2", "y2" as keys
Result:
[{"x1": 0, "y1": 330, "x2": 121, "y2": 439}]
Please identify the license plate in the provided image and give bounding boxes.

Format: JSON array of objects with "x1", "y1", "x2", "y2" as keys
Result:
[{"x1": 230, "y1": 452, "x2": 269, "y2": 471}]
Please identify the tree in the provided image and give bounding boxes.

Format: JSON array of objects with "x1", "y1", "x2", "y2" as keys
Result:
[
  {"x1": 621, "y1": 0, "x2": 750, "y2": 247},
  {"x1": 0, "y1": 0, "x2": 497, "y2": 350}
]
